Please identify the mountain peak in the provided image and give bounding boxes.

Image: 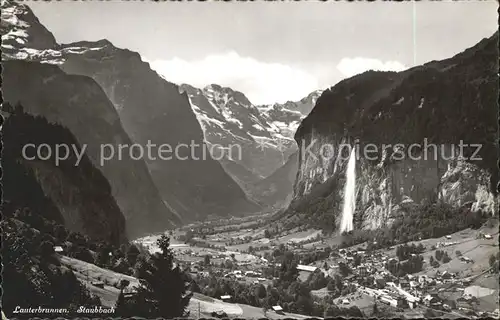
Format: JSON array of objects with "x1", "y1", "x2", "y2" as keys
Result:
[{"x1": 1, "y1": 0, "x2": 59, "y2": 60}]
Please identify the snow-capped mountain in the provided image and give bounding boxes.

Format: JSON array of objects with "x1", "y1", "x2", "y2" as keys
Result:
[
  {"x1": 1, "y1": 0, "x2": 175, "y2": 238},
  {"x1": 1, "y1": 0, "x2": 260, "y2": 236},
  {"x1": 179, "y1": 84, "x2": 322, "y2": 191}
]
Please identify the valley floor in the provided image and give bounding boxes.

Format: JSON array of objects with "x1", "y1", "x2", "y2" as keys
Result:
[{"x1": 133, "y1": 215, "x2": 499, "y2": 319}]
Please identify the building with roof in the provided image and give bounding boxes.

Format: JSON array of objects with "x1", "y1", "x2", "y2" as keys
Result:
[
  {"x1": 272, "y1": 305, "x2": 283, "y2": 313},
  {"x1": 297, "y1": 265, "x2": 318, "y2": 272},
  {"x1": 220, "y1": 295, "x2": 232, "y2": 301}
]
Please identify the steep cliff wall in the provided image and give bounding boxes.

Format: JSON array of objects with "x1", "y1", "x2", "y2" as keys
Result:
[
  {"x1": 2, "y1": 60, "x2": 180, "y2": 239},
  {"x1": 2, "y1": 108, "x2": 127, "y2": 244},
  {"x1": 290, "y1": 33, "x2": 498, "y2": 231}
]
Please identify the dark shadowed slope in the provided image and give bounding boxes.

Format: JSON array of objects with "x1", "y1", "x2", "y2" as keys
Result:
[
  {"x1": 2, "y1": 106, "x2": 126, "y2": 244},
  {"x1": 1, "y1": 0, "x2": 181, "y2": 238}
]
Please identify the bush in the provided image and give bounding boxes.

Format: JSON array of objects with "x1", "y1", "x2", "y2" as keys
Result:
[
  {"x1": 435, "y1": 250, "x2": 444, "y2": 261},
  {"x1": 429, "y1": 256, "x2": 440, "y2": 268},
  {"x1": 326, "y1": 280, "x2": 336, "y2": 292},
  {"x1": 442, "y1": 252, "x2": 451, "y2": 263}
]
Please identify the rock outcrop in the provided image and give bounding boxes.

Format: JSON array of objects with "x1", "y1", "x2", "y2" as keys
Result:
[{"x1": 289, "y1": 33, "x2": 498, "y2": 231}]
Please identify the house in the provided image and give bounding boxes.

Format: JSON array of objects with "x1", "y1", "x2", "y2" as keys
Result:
[
  {"x1": 484, "y1": 234, "x2": 493, "y2": 239},
  {"x1": 418, "y1": 275, "x2": 428, "y2": 284},
  {"x1": 407, "y1": 300, "x2": 417, "y2": 309},
  {"x1": 220, "y1": 295, "x2": 231, "y2": 302},
  {"x1": 53, "y1": 246, "x2": 64, "y2": 253},
  {"x1": 446, "y1": 235, "x2": 452, "y2": 239},
  {"x1": 461, "y1": 256, "x2": 474, "y2": 263},
  {"x1": 380, "y1": 296, "x2": 398, "y2": 307},
  {"x1": 423, "y1": 294, "x2": 440, "y2": 306},
  {"x1": 91, "y1": 281, "x2": 105, "y2": 289},
  {"x1": 297, "y1": 265, "x2": 318, "y2": 273},
  {"x1": 358, "y1": 266, "x2": 368, "y2": 277},
  {"x1": 345, "y1": 274, "x2": 355, "y2": 282},
  {"x1": 272, "y1": 305, "x2": 284, "y2": 314},
  {"x1": 245, "y1": 271, "x2": 256, "y2": 277},
  {"x1": 341, "y1": 298, "x2": 350, "y2": 305}
]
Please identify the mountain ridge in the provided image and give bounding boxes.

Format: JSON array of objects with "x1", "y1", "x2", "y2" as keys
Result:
[
  {"x1": 1, "y1": 0, "x2": 182, "y2": 238},
  {"x1": 2, "y1": 105, "x2": 127, "y2": 244}
]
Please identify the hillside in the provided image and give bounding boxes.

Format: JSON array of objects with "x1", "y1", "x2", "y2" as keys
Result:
[
  {"x1": 57, "y1": 42, "x2": 260, "y2": 221},
  {"x1": 286, "y1": 32, "x2": 499, "y2": 232},
  {"x1": 1, "y1": 0, "x2": 180, "y2": 239},
  {"x1": 2, "y1": 107, "x2": 127, "y2": 244}
]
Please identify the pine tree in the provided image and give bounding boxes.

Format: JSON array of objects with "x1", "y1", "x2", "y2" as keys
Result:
[
  {"x1": 114, "y1": 290, "x2": 128, "y2": 316},
  {"x1": 372, "y1": 300, "x2": 379, "y2": 316},
  {"x1": 120, "y1": 235, "x2": 192, "y2": 318}
]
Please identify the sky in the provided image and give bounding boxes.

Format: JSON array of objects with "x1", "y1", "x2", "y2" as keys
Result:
[{"x1": 30, "y1": 1, "x2": 497, "y2": 105}]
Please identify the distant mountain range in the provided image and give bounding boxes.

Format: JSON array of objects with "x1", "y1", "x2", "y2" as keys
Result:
[
  {"x1": 2, "y1": 105, "x2": 127, "y2": 245},
  {"x1": 180, "y1": 83, "x2": 321, "y2": 206}
]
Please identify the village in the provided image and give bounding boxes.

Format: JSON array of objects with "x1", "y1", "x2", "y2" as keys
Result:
[{"x1": 133, "y1": 217, "x2": 499, "y2": 319}]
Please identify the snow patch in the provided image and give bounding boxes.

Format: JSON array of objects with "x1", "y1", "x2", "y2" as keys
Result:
[{"x1": 418, "y1": 98, "x2": 424, "y2": 109}]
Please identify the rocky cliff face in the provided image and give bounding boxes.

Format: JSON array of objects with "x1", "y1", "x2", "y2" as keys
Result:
[
  {"x1": 290, "y1": 33, "x2": 498, "y2": 231},
  {"x1": 57, "y1": 43, "x2": 260, "y2": 220},
  {"x1": 1, "y1": 0, "x2": 180, "y2": 238}
]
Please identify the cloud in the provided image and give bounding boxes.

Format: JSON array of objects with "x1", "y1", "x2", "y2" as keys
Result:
[
  {"x1": 146, "y1": 51, "x2": 319, "y2": 105},
  {"x1": 336, "y1": 57, "x2": 407, "y2": 78}
]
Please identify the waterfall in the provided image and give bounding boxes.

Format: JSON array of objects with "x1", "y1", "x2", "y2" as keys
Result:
[{"x1": 340, "y1": 148, "x2": 356, "y2": 233}]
